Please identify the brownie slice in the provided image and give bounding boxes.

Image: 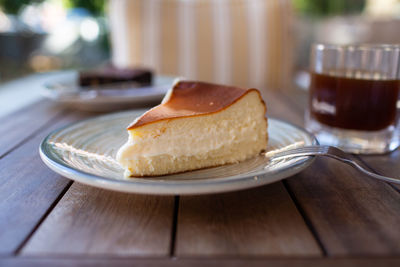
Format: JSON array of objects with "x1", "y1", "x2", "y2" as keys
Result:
[{"x1": 79, "y1": 66, "x2": 153, "y2": 87}]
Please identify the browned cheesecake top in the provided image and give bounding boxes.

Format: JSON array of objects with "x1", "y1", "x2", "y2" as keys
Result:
[{"x1": 127, "y1": 81, "x2": 262, "y2": 129}]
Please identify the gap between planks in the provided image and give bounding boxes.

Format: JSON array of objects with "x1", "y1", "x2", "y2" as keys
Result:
[
  {"x1": 174, "y1": 183, "x2": 322, "y2": 257},
  {"x1": 21, "y1": 183, "x2": 175, "y2": 256},
  {"x1": 14, "y1": 181, "x2": 74, "y2": 256},
  {"x1": 0, "y1": 107, "x2": 95, "y2": 255},
  {"x1": 282, "y1": 180, "x2": 328, "y2": 256},
  {"x1": 274, "y1": 88, "x2": 400, "y2": 255},
  {"x1": 169, "y1": 196, "x2": 180, "y2": 256},
  {"x1": 258, "y1": 89, "x2": 329, "y2": 256}
]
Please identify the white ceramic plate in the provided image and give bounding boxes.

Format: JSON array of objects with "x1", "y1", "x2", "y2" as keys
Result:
[
  {"x1": 40, "y1": 111, "x2": 317, "y2": 195},
  {"x1": 41, "y1": 71, "x2": 176, "y2": 111}
]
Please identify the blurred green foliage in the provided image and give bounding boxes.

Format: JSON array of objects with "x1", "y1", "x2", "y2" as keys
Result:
[
  {"x1": 0, "y1": 0, "x2": 105, "y2": 16},
  {"x1": 293, "y1": 0, "x2": 366, "y2": 17},
  {"x1": 62, "y1": 0, "x2": 105, "y2": 16},
  {"x1": 0, "y1": 0, "x2": 43, "y2": 14}
]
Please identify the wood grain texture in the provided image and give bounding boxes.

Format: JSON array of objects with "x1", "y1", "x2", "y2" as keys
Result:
[
  {"x1": 0, "y1": 99, "x2": 64, "y2": 157},
  {"x1": 2, "y1": 257, "x2": 400, "y2": 267},
  {"x1": 273, "y1": 88, "x2": 400, "y2": 255},
  {"x1": 175, "y1": 183, "x2": 321, "y2": 256},
  {"x1": 0, "y1": 111, "x2": 89, "y2": 255},
  {"x1": 286, "y1": 158, "x2": 400, "y2": 255},
  {"x1": 22, "y1": 182, "x2": 174, "y2": 256},
  {"x1": 359, "y1": 152, "x2": 400, "y2": 191}
]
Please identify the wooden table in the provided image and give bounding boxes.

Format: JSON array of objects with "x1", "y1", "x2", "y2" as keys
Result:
[{"x1": 1, "y1": 74, "x2": 400, "y2": 266}]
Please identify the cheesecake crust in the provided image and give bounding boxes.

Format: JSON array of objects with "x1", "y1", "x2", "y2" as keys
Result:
[{"x1": 128, "y1": 81, "x2": 266, "y2": 130}]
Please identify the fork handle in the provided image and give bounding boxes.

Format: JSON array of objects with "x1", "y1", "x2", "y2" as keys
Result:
[
  {"x1": 333, "y1": 157, "x2": 400, "y2": 185},
  {"x1": 270, "y1": 147, "x2": 400, "y2": 185}
]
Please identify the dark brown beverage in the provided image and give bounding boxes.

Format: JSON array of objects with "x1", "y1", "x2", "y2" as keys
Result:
[{"x1": 309, "y1": 72, "x2": 400, "y2": 131}]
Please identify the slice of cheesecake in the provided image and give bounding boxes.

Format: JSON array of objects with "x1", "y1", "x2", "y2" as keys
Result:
[{"x1": 117, "y1": 81, "x2": 268, "y2": 177}]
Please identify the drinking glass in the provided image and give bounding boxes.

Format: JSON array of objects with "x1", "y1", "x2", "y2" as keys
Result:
[{"x1": 305, "y1": 44, "x2": 400, "y2": 154}]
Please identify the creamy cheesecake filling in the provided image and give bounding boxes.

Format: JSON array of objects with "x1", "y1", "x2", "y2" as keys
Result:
[{"x1": 117, "y1": 91, "x2": 267, "y2": 176}]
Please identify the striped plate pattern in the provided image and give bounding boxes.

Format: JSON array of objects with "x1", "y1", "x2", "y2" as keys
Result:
[{"x1": 40, "y1": 111, "x2": 317, "y2": 195}]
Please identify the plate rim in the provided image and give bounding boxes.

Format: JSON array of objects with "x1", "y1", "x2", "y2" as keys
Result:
[
  {"x1": 39, "y1": 112, "x2": 318, "y2": 195},
  {"x1": 41, "y1": 71, "x2": 176, "y2": 104}
]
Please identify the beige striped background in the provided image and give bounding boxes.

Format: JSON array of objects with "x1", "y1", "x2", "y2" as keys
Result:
[{"x1": 109, "y1": 0, "x2": 294, "y2": 91}]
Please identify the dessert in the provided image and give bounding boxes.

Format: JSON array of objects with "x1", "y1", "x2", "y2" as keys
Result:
[
  {"x1": 79, "y1": 65, "x2": 152, "y2": 87},
  {"x1": 117, "y1": 80, "x2": 268, "y2": 177}
]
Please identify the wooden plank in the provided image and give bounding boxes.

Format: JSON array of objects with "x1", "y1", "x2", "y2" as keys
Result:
[
  {"x1": 3, "y1": 257, "x2": 400, "y2": 267},
  {"x1": 360, "y1": 152, "x2": 400, "y2": 191},
  {"x1": 175, "y1": 183, "x2": 321, "y2": 256},
  {"x1": 22, "y1": 183, "x2": 174, "y2": 256},
  {"x1": 0, "y1": 99, "x2": 64, "y2": 157},
  {"x1": 0, "y1": 111, "x2": 90, "y2": 255},
  {"x1": 270, "y1": 89, "x2": 400, "y2": 255},
  {"x1": 286, "y1": 158, "x2": 400, "y2": 255}
]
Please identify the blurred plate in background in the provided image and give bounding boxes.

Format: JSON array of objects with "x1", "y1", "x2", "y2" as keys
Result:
[{"x1": 41, "y1": 71, "x2": 176, "y2": 112}]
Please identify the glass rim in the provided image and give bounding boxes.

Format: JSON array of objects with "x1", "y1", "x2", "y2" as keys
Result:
[{"x1": 312, "y1": 43, "x2": 400, "y2": 52}]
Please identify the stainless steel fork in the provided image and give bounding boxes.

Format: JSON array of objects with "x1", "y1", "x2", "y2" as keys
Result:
[{"x1": 268, "y1": 145, "x2": 400, "y2": 185}]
